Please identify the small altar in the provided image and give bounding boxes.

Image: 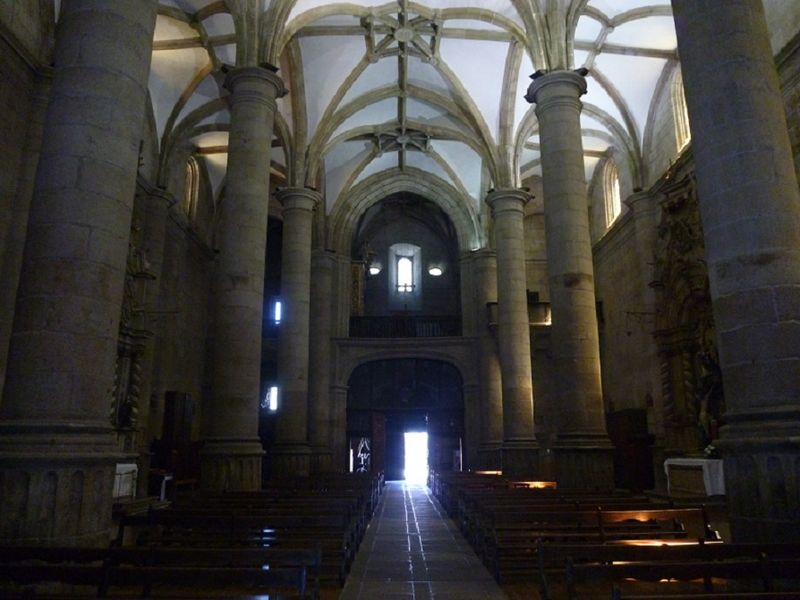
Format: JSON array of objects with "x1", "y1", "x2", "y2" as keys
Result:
[{"x1": 664, "y1": 457, "x2": 725, "y2": 496}]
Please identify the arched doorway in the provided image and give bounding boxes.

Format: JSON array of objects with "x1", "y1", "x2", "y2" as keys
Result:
[{"x1": 347, "y1": 358, "x2": 463, "y2": 480}]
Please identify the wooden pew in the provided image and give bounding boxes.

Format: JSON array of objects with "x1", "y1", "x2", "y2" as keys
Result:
[
  {"x1": 487, "y1": 507, "x2": 716, "y2": 583},
  {"x1": 572, "y1": 556, "x2": 800, "y2": 600},
  {"x1": 546, "y1": 543, "x2": 800, "y2": 600},
  {"x1": 0, "y1": 545, "x2": 319, "y2": 599}
]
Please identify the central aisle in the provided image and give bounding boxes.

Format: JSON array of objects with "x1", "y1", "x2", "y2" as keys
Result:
[{"x1": 340, "y1": 480, "x2": 509, "y2": 599}]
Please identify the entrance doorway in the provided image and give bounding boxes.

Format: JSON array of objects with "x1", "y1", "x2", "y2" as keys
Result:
[
  {"x1": 346, "y1": 358, "x2": 464, "y2": 479},
  {"x1": 404, "y1": 431, "x2": 429, "y2": 483}
]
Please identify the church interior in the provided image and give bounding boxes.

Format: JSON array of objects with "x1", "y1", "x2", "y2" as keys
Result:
[{"x1": 2, "y1": 0, "x2": 800, "y2": 597}]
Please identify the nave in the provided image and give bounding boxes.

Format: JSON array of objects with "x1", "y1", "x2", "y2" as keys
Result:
[{"x1": 341, "y1": 481, "x2": 507, "y2": 600}]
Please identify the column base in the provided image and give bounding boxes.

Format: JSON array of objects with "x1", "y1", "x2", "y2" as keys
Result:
[
  {"x1": 717, "y1": 417, "x2": 800, "y2": 543},
  {"x1": 310, "y1": 446, "x2": 333, "y2": 474},
  {"x1": 200, "y1": 438, "x2": 263, "y2": 491},
  {"x1": 552, "y1": 433, "x2": 614, "y2": 489},
  {"x1": 0, "y1": 421, "x2": 123, "y2": 545},
  {"x1": 271, "y1": 443, "x2": 312, "y2": 478},
  {"x1": 501, "y1": 439, "x2": 539, "y2": 479},
  {"x1": 477, "y1": 442, "x2": 503, "y2": 471}
]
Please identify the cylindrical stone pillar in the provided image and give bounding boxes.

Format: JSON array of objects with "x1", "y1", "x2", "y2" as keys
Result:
[
  {"x1": 201, "y1": 66, "x2": 285, "y2": 490},
  {"x1": 485, "y1": 189, "x2": 538, "y2": 478},
  {"x1": 672, "y1": 0, "x2": 800, "y2": 542},
  {"x1": 526, "y1": 70, "x2": 613, "y2": 488},
  {"x1": 308, "y1": 249, "x2": 335, "y2": 473},
  {"x1": 475, "y1": 249, "x2": 504, "y2": 470},
  {"x1": 272, "y1": 187, "x2": 321, "y2": 477},
  {"x1": 0, "y1": 0, "x2": 157, "y2": 544}
]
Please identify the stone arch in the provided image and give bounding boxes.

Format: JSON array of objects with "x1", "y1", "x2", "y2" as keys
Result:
[
  {"x1": 336, "y1": 342, "x2": 478, "y2": 393},
  {"x1": 328, "y1": 168, "x2": 483, "y2": 256}
]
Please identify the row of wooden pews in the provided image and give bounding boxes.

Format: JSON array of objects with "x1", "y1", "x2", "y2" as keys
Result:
[
  {"x1": 0, "y1": 472, "x2": 384, "y2": 599},
  {"x1": 429, "y1": 470, "x2": 800, "y2": 599}
]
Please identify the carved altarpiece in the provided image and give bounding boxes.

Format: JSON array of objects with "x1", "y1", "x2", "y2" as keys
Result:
[
  {"x1": 110, "y1": 189, "x2": 156, "y2": 455},
  {"x1": 651, "y1": 172, "x2": 725, "y2": 456}
]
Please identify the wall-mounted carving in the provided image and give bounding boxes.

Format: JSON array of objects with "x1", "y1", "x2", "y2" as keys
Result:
[
  {"x1": 651, "y1": 170, "x2": 724, "y2": 455},
  {"x1": 110, "y1": 194, "x2": 157, "y2": 452}
]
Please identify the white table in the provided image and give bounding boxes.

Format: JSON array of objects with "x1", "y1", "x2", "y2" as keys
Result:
[{"x1": 664, "y1": 457, "x2": 725, "y2": 496}]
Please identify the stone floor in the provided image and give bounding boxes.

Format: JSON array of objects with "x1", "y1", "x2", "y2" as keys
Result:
[{"x1": 339, "y1": 480, "x2": 509, "y2": 600}]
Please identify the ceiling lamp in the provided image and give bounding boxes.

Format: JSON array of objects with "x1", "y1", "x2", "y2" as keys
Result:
[{"x1": 428, "y1": 266, "x2": 443, "y2": 276}]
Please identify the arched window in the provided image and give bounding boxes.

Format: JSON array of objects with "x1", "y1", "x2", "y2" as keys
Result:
[
  {"x1": 183, "y1": 156, "x2": 199, "y2": 220},
  {"x1": 603, "y1": 158, "x2": 622, "y2": 227},
  {"x1": 672, "y1": 69, "x2": 691, "y2": 151},
  {"x1": 397, "y1": 256, "x2": 413, "y2": 292},
  {"x1": 388, "y1": 243, "x2": 421, "y2": 310}
]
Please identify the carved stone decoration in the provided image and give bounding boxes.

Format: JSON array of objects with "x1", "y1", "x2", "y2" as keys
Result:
[
  {"x1": 110, "y1": 206, "x2": 156, "y2": 451},
  {"x1": 651, "y1": 170, "x2": 725, "y2": 456}
]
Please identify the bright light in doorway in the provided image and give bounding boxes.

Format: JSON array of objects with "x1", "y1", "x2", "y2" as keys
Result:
[
  {"x1": 404, "y1": 432, "x2": 429, "y2": 484},
  {"x1": 267, "y1": 386, "x2": 278, "y2": 411}
]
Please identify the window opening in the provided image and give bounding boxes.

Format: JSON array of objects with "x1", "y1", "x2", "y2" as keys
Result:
[
  {"x1": 273, "y1": 300, "x2": 282, "y2": 324},
  {"x1": 183, "y1": 157, "x2": 199, "y2": 220},
  {"x1": 603, "y1": 159, "x2": 622, "y2": 227},
  {"x1": 672, "y1": 69, "x2": 691, "y2": 151},
  {"x1": 261, "y1": 386, "x2": 278, "y2": 411},
  {"x1": 397, "y1": 256, "x2": 413, "y2": 292}
]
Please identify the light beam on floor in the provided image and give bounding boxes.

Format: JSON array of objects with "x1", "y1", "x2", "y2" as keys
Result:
[{"x1": 404, "y1": 431, "x2": 428, "y2": 484}]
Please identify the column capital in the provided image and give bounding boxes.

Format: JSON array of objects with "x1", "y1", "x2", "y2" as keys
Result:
[
  {"x1": 276, "y1": 187, "x2": 322, "y2": 212},
  {"x1": 224, "y1": 65, "x2": 286, "y2": 104},
  {"x1": 525, "y1": 69, "x2": 587, "y2": 107},
  {"x1": 486, "y1": 188, "x2": 531, "y2": 216}
]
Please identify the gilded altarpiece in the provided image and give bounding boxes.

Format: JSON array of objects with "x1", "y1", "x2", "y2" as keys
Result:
[{"x1": 651, "y1": 172, "x2": 725, "y2": 456}]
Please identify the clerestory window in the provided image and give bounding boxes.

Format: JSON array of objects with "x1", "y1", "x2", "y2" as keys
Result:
[
  {"x1": 604, "y1": 158, "x2": 622, "y2": 227},
  {"x1": 397, "y1": 256, "x2": 414, "y2": 292},
  {"x1": 672, "y1": 69, "x2": 691, "y2": 151},
  {"x1": 388, "y1": 243, "x2": 421, "y2": 310}
]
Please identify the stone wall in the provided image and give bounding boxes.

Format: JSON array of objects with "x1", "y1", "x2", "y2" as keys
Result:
[
  {"x1": 0, "y1": 32, "x2": 43, "y2": 402},
  {"x1": 641, "y1": 63, "x2": 682, "y2": 193},
  {"x1": 148, "y1": 212, "x2": 213, "y2": 441},
  {"x1": 764, "y1": 0, "x2": 800, "y2": 55},
  {"x1": 778, "y1": 30, "x2": 800, "y2": 182},
  {"x1": 593, "y1": 208, "x2": 659, "y2": 416},
  {"x1": 0, "y1": 1, "x2": 52, "y2": 64}
]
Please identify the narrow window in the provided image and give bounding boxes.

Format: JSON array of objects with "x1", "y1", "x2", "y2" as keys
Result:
[
  {"x1": 672, "y1": 69, "x2": 691, "y2": 151},
  {"x1": 397, "y1": 256, "x2": 413, "y2": 292},
  {"x1": 261, "y1": 386, "x2": 279, "y2": 411},
  {"x1": 273, "y1": 300, "x2": 282, "y2": 324},
  {"x1": 183, "y1": 157, "x2": 199, "y2": 220},
  {"x1": 604, "y1": 159, "x2": 622, "y2": 227}
]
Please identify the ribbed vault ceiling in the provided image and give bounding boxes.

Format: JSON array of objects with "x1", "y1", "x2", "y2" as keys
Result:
[{"x1": 149, "y1": 0, "x2": 682, "y2": 214}]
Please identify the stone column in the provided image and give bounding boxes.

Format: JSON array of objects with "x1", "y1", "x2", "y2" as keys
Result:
[
  {"x1": 201, "y1": 66, "x2": 285, "y2": 490},
  {"x1": 485, "y1": 189, "x2": 538, "y2": 477},
  {"x1": 0, "y1": 0, "x2": 157, "y2": 544},
  {"x1": 672, "y1": 0, "x2": 800, "y2": 542},
  {"x1": 471, "y1": 249, "x2": 503, "y2": 469},
  {"x1": 308, "y1": 249, "x2": 335, "y2": 473},
  {"x1": 272, "y1": 187, "x2": 320, "y2": 477},
  {"x1": 526, "y1": 70, "x2": 613, "y2": 488}
]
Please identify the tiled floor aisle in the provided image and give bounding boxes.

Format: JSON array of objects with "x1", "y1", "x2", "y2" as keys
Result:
[{"x1": 340, "y1": 481, "x2": 509, "y2": 600}]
